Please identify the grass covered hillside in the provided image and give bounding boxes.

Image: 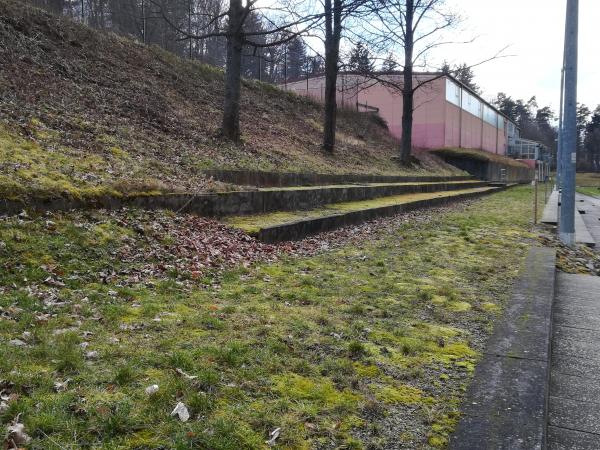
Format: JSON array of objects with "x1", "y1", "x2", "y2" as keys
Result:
[{"x1": 0, "y1": 0, "x2": 459, "y2": 200}]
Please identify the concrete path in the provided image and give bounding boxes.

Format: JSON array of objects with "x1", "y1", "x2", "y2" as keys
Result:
[
  {"x1": 548, "y1": 273, "x2": 600, "y2": 449},
  {"x1": 540, "y1": 191, "x2": 596, "y2": 247},
  {"x1": 450, "y1": 247, "x2": 556, "y2": 450},
  {"x1": 577, "y1": 193, "x2": 600, "y2": 245},
  {"x1": 542, "y1": 190, "x2": 559, "y2": 225}
]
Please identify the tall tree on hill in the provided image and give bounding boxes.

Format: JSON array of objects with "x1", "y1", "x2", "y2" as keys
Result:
[
  {"x1": 154, "y1": 0, "x2": 322, "y2": 141},
  {"x1": 321, "y1": 0, "x2": 343, "y2": 152},
  {"x1": 577, "y1": 103, "x2": 591, "y2": 151},
  {"x1": 453, "y1": 63, "x2": 479, "y2": 94},
  {"x1": 492, "y1": 92, "x2": 558, "y2": 153},
  {"x1": 320, "y1": 0, "x2": 376, "y2": 152},
  {"x1": 363, "y1": 0, "x2": 461, "y2": 164},
  {"x1": 439, "y1": 61, "x2": 479, "y2": 93}
]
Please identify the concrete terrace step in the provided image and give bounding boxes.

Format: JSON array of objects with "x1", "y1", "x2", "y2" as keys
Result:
[
  {"x1": 204, "y1": 169, "x2": 475, "y2": 187},
  {"x1": 226, "y1": 185, "x2": 506, "y2": 243},
  {"x1": 0, "y1": 180, "x2": 488, "y2": 218}
]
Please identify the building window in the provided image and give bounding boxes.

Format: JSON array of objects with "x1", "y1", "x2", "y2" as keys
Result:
[
  {"x1": 462, "y1": 91, "x2": 482, "y2": 118},
  {"x1": 445, "y1": 78, "x2": 461, "y2": 106},
  {"x1": 498, "y1": 116, "x2": 505, "y2": 130},
  {"x1": 483, "y1": 105, "x2": 497, "y2": 127}
]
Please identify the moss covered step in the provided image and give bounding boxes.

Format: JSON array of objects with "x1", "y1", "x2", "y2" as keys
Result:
[
  {"x1": 0, "y1": 180, "x2": 488, "y2": 217},
  {"x1": 204, "y1": 169, "x2": 474, "y2": 187},
  {"x1": 226, "y1": 186, "x2": 505, "y2": 242}
]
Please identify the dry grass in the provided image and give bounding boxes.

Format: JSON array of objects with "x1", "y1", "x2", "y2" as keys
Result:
[
  {"x1": 431, "y1": 148, "x2": 530, "y2": 169},
  {"x1": 0, "y1": 0, "x2": 460, "y2": 200},
  {"x1": 576, "y1": 172, "x2": 600, "y2": 187}
]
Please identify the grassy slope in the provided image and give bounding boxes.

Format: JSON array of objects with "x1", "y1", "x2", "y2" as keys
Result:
[
  {"x1": 0, "y1": 186, "x2": 541, "y2": 449},
  {"x1": 430, "y1": 148, "x2": 530, "y2": 169},
  {"x1": 576, "y1": 172, "x2": 600, "y2": 197},
  {"x1": 0, "y1": 1, "x2": 460, "y2": 200}
]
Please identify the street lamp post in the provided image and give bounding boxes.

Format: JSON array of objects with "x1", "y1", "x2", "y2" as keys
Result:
[{"x1": 559, "y1": 0, "x2": 578, "y2": 246}]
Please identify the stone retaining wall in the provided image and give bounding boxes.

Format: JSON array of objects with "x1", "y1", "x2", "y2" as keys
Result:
[
  {"x1": 436, "y1": 156, "x2": 534, "y2": 183},
  {"x1": 204, "y1": 169, "x2": 474, "y2": 187},
  {"x1": 0, "y1": 181, "x2": 487, "y2": 218}
]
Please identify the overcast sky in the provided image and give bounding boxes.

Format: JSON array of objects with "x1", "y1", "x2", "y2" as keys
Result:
[{"x1": 439, "y1": 0, "x2": 599, "y2": 112}]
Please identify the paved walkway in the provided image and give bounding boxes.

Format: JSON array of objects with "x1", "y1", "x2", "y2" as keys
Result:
[
  {"x1": 548, "y1": 273, "x2": 600, "y2": 449},
  {"x1": 450, "y1": 247, "x2": 556, "y2": 450},
  {"x1": 541, "y1": 191, "x2": 596, "y2": 246},
  {"x1": 577, "y1": 193, "x2": 600, "y2": 244}
]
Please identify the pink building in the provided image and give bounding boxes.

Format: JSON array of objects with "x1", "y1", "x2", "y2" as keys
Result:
[{"x1": 283, "y1": 72, "x2": 515, "y2": 155}]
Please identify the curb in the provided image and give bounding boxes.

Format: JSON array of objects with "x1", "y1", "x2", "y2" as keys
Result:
[{"x1": 449, "y1": 246, "x2": 557, "y2": 450}]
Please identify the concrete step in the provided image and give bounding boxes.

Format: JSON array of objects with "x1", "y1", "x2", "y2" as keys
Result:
[
  {"x1": 204, "y1": 169, "x2": 475, "y2": 187},
  {"x1": 0, "y1": 180, "x2": 489, "y2": 218},
  {"x1": 226, "y1": 185, "x2": 505, "y2": 243}
]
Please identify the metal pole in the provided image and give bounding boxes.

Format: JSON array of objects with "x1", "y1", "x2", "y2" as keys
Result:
[
  {"x1": 188, "y1": 0, "x2": 193, "y2": 59},
  {"x1": 284, "y1": 46, "x2": 287, "y2": 89},
  {"x1": 557, "y1": 61, "x2": 565, "y2": 189},
  {"x1": 534, "y1": 164, "x2": 538, "y2": 225},
  {"x1": 559, "y1": 0, "x2": 579, "y2": 246}
]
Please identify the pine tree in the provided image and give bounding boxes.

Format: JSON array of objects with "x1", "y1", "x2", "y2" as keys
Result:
[
  {"x1": 381, "y1": 53, "x2": 398, "y2": 72},
  {"x1": 347, "y1": 42, "x2": 372, "y2": 74},
  {"x1": 286, "y1": 38, "x2": 307, "y2": 80},
  {"x1": 453, "y1": 63, "x2": 479, "y2": 93}
]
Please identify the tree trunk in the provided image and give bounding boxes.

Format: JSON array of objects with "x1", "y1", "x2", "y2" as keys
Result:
[
  {"x1": 322, "y1": 0, "x2": 342, "y2": 152},
  {"x1": 399, "y1": 0, "x2": 414, "y2": 164},
  {"x1": 222, "y1": 0, "x2": 244, "y2": 141}
]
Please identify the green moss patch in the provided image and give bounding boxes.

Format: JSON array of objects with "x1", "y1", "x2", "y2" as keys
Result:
[
  {"x1": 0, "y1": 125, "x2": 166, "y2": 200},
  {"x1": 226, "y1": 186, "x2": 496, "y2": 233},
  {"x1": 0, "y1": 186, "x2": 540, "y2": 448}
]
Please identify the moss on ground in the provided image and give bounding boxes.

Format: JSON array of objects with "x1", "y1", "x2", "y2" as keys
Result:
[
  {"x1": 0, "y1": 125, "x2": 166, "y2": 200},
  {"x1": 226, "y1": 186, "x2": 496, "y2": 233},
  {"x1": 0, "y1": 186, "x2": 539, "y2": 448}
]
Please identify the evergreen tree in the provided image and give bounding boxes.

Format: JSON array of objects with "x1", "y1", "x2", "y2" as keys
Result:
[
  {"x1": 440, "y1": 60, "x2": 451, "y2": 74},
  {"x1": 286, "y1": 38, "x2": 307, "y2": 80},
  {"x1": 453, "y1": 63, "x2": 479, "y2": 93},
  {"x1": 584, "y1": 106, "x2": 600, "y2": 171},
  {"x1": 347, "y1": 42, "x2": 373, "y2": 73},
  {"x1": 381, "y1": 53, "x2": 398, "y2": 72}
]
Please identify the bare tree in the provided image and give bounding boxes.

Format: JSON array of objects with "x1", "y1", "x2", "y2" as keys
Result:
[
  {"x1": 322, "y1": 0, "x2": 342, "y2": 152},
  {"x1": 365, "y1": 0, "x2": 460, "y2": 163},
  {"x1": 320, "y1": 0, "x2": 374, "y2": 152},
  {"x1": 352, "y1": 0, "x2": 509, "y2": 164},
  {"x1": 154, "y1": 0, "x2": 322, "y2": 141}
]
